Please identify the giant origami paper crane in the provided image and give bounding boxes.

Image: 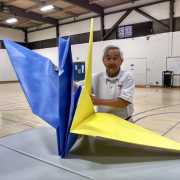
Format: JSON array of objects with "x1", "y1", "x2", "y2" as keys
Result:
[{"x1": 3, "y1": 19, "x2": 180, "y2": 158}]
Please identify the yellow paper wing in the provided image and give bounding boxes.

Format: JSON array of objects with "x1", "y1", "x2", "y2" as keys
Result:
[
  {"x1": 84, "y1": 18, "x2": 93, "y2": 94},
  {"x1": 71, "y1": 18, "x2": 180, "y2": 153},
  {"x1": 71, "y1": 113, "x2": 180, "y2": 152}
]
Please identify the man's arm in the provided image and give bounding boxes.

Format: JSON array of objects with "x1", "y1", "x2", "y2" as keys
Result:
[
  {"x1": 74, "y1": 80, "x2": 85, "y2": 92},
  {"x1": 90, "y1": 95, "x2": 130, "y2": 108},
  {"x1": 74, "y1": 81, "x2": 78, "y2": 92}
]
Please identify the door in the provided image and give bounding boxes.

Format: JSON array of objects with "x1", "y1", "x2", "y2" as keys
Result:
[{"x1": 73, "y1": 62, "x2": 85, "y2": 81}]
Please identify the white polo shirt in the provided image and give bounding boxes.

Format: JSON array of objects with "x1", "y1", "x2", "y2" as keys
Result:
[{"x1": 76, "y1": 69, "x2": 135, "y2": 122}]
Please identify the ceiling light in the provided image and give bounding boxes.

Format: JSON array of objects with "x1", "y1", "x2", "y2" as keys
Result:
[
  {"x1": 40, "y1": 5, "x2": 54, "y2": 11},
  {"x1": 6, "y1": 18, "x2": 18, "y2": 23}
]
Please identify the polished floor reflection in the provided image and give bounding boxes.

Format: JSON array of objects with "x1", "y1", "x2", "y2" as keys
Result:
[{"x1": 0, "y1": 83, "x2": 180, "y2": 143}]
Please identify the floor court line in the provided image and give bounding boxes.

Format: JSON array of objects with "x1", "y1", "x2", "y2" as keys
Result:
[
  {"x1": 1, "y1": 85, "x2": 180, "y2": 143},
  {"x1": 0, "y1": 109, "x2": 29, "y2": 111},
  {"x1": 133, "y1": 92, "x2": 162, "y2": 100},
  {"x1": 133, "y1": 104, "x2": 180, "y2": 117},
  {"x1": 0, "y1": 101, "x2": 27, "y2": 107},
  {"x1": 134, "y1": 112, "x2": 180, "y2": 136},
  {"x1": 162, "y1": 121, "x2": 180, "y2": 136},
  {"x1": 0, "y1": 143, "x2": 93, "y2": 180},
  {"x1": 134, "y1": 112, "x2": 180, "y2": 123},
  {"x1": 0, "y1": 118, "x2": 41, "y2": 129},
  {"x1": 0, "y1": 96, "x2": 26, "y2": 100}
]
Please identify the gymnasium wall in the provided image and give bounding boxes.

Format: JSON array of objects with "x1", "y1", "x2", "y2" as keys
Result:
[
  {"x1": 0, "y1": 27, "x2": 24, "y2": 41},
  {"x1": 0, "y1": 27, "x2": 24, "y2": 81},
  {"x1": 28, "y1": 27, "x2": 56, "y2": 42},
  {"x1": 31, "y1": 31, "x2": 180, "y2": 86},
  {"x1": 1, "y1": 0, "x2": 180, "y2": 85},
  {"x1": 72, "y1": 32, "x2": 180, "y2": 86}
]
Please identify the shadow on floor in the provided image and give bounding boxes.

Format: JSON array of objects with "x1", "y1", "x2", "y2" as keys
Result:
[{"x1": 67, "y1": 135, "x2": 180, "y2": 164}]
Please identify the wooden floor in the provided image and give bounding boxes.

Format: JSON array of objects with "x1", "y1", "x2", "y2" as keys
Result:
[{"x1": 0, "y1": 83, "x2": 180, "y2": 143}]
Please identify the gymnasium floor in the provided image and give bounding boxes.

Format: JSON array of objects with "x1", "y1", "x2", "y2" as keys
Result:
[
  {"x1": 0, "y1": 83, "x2": 180, "y2": 142},
  {"x1": 1, "y1": 83, "x2": 180, "y2": 180}
]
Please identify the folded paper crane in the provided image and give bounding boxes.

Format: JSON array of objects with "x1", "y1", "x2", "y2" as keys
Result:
[{"x1": 3, "y1": 19, "x2": 180, "y2": 158}]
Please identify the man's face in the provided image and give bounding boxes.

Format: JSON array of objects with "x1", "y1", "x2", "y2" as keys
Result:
[{"x1": 103, "y1": 48, "x2": 123, "y2": 77}]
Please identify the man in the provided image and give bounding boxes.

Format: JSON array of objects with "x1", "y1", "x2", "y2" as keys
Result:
[{"x1": 74, "y1": 45, "x2": 135, "y2": 123}]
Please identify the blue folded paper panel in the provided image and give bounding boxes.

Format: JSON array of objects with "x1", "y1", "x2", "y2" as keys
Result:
[
  {"x1": 3, "y1": 38, "x2": 59, "y2": 129},
  {"x1": 57, "y1": 37, "x2": 81, "y2": 157},
  {"x1": 3, "y1": 37, "x2": 80, "y2": 158}
]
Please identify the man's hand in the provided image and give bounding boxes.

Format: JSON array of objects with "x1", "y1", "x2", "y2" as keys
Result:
[
  {"x1": 90, "y1": 94, "x2": 130, "y2": 108},
  {"x1": 90, "y1": 94, "x2": 102, "y2": 106},
  {"x1": 54, "y1": 65, "x2": 58, "y2": 71},
  {"x1": 74, "y1": 81, "x2": 78, "y2": 92}
]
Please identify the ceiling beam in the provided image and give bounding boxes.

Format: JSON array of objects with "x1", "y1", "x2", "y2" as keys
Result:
[
  {"x1": 0, "y1": 23, "x2": 24, "y2": 30},
  {"x1": 0, "y1": 19, "x2": 5, "y2": 23},
  {"x1": 60, "y1": 0, "x2": 103, "y2": 14},
  {"x1": 4, "y1": 0, "x2": 18, "y2": 6},
  {"x1": 169, "y1": 0, "x2": 174, "y2": 32},
  {"x1": 61, "y1": 5, "x2": 78, "y2": 12},
  {"x1": 54, "y1": 5, "x2": 74, "y2": 12},
  {"x1": 0, "y1": 5, "x2": 58, "y2": 25},
  {"x1": 105, "y1": 0, "x2": 170, "y2": 16},
  {"x1": 100, "y1": 15, "x2": 104, "y2": 40},
  {"x1": 11, "y1": 20, "x2": 30, "y2": 28},
  {"x1": 50, "y1": 5, "x2": 78, "y2": 17},
  {"x1": 25, "y1": 0, "x2": 59, "y2": 13},
  {"x1": 89, "y1": 0, "x2": 104, "y2": 4},
  {"x1": 25, "y1": 4, "x2": 42, "y2": 13},
  {"x1": 45, "y1": 0, "x2": 59, "y2": 4},
  {"x1": 43, "y1": 5, "x2": 78, "y2": 18},
  {"x1": 89, "y1": 0, "x2": 134, "y2": 5},
  {"x1": 53, "y1": 6, "x2": 63, "y2": 12},
  {"x1": 27, "y1": 0, "x2": 58, "y2": 4},
  {"x1": 103, "y1": 9, "x2": 133, "y2": 40},
  {"x1": 0, "y1": 18, "x2": 27, "y2": 27},
  {"x1": 43, "y1": 10, "x2": 60, "y2": 18},
  {"x1": 56, "y1": 23, "x2": 59, "y2": 46},
  {"x1": 128, "y1": 0, "x2": 134, "y2": 4},
  {"x1": 64, "y1": 11, "x2": 78, "y2": 17},
  {"x1": 26, "y1": 0, "x2": 40, "y2": 4},
  {"x1": 31, "y1": 0, "x2": 171, "y2": 29},
  {"x1": 134, "y1": 8, "x2": 169, "y2": 31},
  {"x1": 24, "y1": 28, "x2": 28, "y2": 48},
  {"x1": 11, "y1": 20, "x2": 41, "y2": 28},
  {"x1": 26, "y1": 3, "x2": 78, "y2": 18}
]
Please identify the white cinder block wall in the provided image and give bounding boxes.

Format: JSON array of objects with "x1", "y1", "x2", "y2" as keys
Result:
[
  {"x1": 28, "y1": 27, "x2": 56, "y2": 42},
  {"x1": 0, "y1": 27, "x2": 24, "y2": 81},
  {"x1": 1, "y1": 0, "x2": 180, "y2": 86},
  {"x1": 28, "y1": 27, "x2": 59, "y2": 66}
]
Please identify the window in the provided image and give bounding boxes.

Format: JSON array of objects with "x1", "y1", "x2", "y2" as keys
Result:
[
  {"x1": 117, "y1": 25, "x2": 133, "y2": 39},
  {"x1": 116, "y1": 21, "x2": 152, "y2": 39}
]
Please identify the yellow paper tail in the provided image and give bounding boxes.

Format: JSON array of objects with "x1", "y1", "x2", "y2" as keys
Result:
[
  {"x1": 71, "y1": 86, "x2": 95, "y2": 131},
  {"x1": 71, "y1": 113, "x2": 180, "y2": 152},
  {"x1": 84, "y1": 18, "x2": 93, "y2": 94}
]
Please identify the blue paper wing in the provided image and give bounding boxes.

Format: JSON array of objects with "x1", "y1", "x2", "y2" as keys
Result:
[
  {"x1": 57, "y1": 37, "x2": 82, "y2": 158},
  {"x1": 3, "y1": 38, "x2": 59, "y2": 129},
  {"x1": 58, "y1": 37, "x2": 75, "y2": 155},
  {"x1": 63, "y1": 85, "x2": 82, "y2": 158},
  {"x1": 4, "y1": 37, "x2": 81, "y2": 158}
]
